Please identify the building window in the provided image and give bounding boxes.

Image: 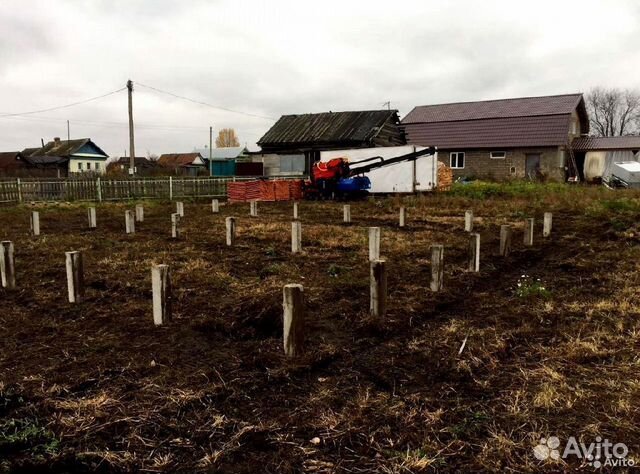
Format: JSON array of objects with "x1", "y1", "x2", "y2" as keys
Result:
[
  {"x1": 490, "y1": 151, "x2": 506, "y2": 159},
  {"x1": 86, "y1": 162, "x2": 91, "y2": 170},
  {"x1": 95, "y1": 163, "x2": 101, "y2": 170},
  {"x1": 450, "y1": 152, "x2": 465, "y2": 169},
  {"x1": 280, "y1": 155, "x2": 305, "y2": 174},
  {"x1": 78, "y1": 162, "x2": 83, "y2": 171}
]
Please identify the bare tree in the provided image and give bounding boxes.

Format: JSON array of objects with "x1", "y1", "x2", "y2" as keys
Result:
[
  {"x1": 216, "y1": 128, "x2": 240, "y2": 147},
  {"x1": 585, "y1": 87, "x2": 640, "y2": 136}
]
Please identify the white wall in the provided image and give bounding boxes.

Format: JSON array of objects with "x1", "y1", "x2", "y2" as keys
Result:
[
  {"x1": 69, "y1": 158, "x2": 106, "y2": 174},
  {"x1": 320, "y1": 145, "x2": 437, "y2": 193}
]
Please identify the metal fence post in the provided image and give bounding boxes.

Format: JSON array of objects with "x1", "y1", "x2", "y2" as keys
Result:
[{"x1": 169, "y1": 176, "x2": 173, "y2": 201}]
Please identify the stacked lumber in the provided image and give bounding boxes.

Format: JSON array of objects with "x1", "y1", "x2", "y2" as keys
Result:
[
  {"x1": 227, "y1": 180, "x2": 305, "y2": 202},
  {"x1": 437, "y1": 162, "x2": 453, "y2": 191}
]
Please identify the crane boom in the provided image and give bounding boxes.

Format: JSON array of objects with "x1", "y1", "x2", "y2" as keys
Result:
[{"x1": 348, "y1": 147, "x2": 436, "y2": 176}]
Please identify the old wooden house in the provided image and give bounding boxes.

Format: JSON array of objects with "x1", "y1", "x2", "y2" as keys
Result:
[{"x1": 254, "y1": 110, "x2": 406, "y2": 176}]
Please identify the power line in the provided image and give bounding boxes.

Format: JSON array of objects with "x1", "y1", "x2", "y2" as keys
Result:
[
  {"x1": 135, "y1": 82, "x2": 276, "y2": 121},
  {"x1": 0, "y1": 113, "x2": 212, "y2": 131},
  {"x1": 0, "y1": 87, "x2": 126, "y2": 118}
]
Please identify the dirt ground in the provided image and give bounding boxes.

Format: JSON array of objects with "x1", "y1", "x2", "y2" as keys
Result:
[{"x1": 1, "y1": 185, "x2": 640, "y2": 473}]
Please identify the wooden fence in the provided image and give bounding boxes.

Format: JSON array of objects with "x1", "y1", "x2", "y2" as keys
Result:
[{"x1": 0, "y1": 177, "x2": 301, "y2": 203}]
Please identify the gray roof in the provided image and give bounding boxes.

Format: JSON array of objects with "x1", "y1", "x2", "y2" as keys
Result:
[
  {"x1": 193, "y1": 146, "x2": 248, "y2": 160},
  {"x1": 23, "y1": 155, "x2": 69, "y2": 165},
  {"x1": 257, "y1": 110, "x2": 401, "y2": 147},
  {"x1": 25, "y1": 138, "x2": 108, "y2": 158}
]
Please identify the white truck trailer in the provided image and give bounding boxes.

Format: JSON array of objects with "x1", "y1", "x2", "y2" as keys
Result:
[{"x1": 320, "y1": 145, "x2": 438, "y2": 193}]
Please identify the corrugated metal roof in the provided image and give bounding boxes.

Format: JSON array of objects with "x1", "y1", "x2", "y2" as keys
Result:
[
  {"x1": 258, "y1": 110, "x2": 399, "y2": 147},
  {"x1": 402, "y1": 93, "x2": 584, "y2": 124},
  {"x1": 193, "y1": 146, "x2": 248, "y2": 160},
  {"x1": 572, "y1": 136, "x2": 640, "y2": 151},
  {"x1": 403, "y1": 115, "x2": 572, "y2": 149}
]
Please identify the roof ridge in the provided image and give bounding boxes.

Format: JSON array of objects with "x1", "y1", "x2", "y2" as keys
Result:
[
  {"x1": 45, "y1": 137, "x2": 91, "y2": 143},
  {"x1": 410, "y1": 93, "x2": 583, "y2": 109},
  {"x1": 279, "y1": 109, "x2": 397, "y2": 117}
]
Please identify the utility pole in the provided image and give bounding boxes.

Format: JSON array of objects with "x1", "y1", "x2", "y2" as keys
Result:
[
  {"x1": 127, "y1": 79, "x2": 135, "y2": 175},
  {"x1": 209, "y1": 125, "x2": 213, "y2": 176},
  {"x1": 67, "y1": 120, "x2": 70, "y2": 141}
]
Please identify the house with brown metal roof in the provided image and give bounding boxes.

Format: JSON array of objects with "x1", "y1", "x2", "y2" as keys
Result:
[
  {"x1": 157, "y1": 152, "x2": 206, "y2": 176},
  {"x1": 402, "y1": 94, "x2": 589, "y2": 181},
  {"x1": 254, "y1": 110, "x2": 405, "y2": 176}
]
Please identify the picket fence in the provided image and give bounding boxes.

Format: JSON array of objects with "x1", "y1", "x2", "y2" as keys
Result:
[{"x1": 0, "y1": 177, "x2": 301, "y2": 203}]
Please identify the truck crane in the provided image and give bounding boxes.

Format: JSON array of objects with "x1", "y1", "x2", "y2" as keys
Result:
[{"x1": 304, "y1": 147, "x2": 436, "y2": 199}]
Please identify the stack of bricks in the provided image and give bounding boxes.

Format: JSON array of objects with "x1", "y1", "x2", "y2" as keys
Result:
[{"x1": 227, "y1": 180, "x2": 304, "y2": 202}]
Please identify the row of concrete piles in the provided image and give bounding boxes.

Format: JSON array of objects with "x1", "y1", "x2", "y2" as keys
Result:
[{"x1": 1, "y1": 202, "x2": 553, "y2": 358}]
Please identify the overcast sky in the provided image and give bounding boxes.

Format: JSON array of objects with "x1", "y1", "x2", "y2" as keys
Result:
[{"x1": 1, "y1": 0, "x2": 639, "y2": 157}]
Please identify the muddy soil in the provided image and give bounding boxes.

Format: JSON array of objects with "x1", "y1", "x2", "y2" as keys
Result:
[{"x1": 1, "y1": 193, "x2": 639, "y2": 472}]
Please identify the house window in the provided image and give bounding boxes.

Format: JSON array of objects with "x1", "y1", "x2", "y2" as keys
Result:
[
  {"x1": 490, "y1": 151, "x2": 506, "y2": 159},
  {"x1": 280, "y1": 155, "x2": 305, "y2": 174},
  {"x1": 95, "y1": 163, "x2": 101, "y2": 171},
  {"x1": 78, "y1": 162, "x2": 83, "y2": 171},
  {"x1": 86, "y1": 162, "x2": 91, "y2": 170},
  {"x1": 450, "y1": 152, "x2": 465, "y2": 169}
]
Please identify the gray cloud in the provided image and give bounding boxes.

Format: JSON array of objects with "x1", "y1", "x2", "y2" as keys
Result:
[
  {"x1": 1, "y1": 0, "x2": 639, "y2": 156},
  {"x1": 0, "y1": 13, "x2": 54, "y2": 74}
]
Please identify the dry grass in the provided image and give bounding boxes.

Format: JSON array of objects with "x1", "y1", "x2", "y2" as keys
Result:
[{"x1": 1, "y1": 186, "x2": 640, "y2": 472}]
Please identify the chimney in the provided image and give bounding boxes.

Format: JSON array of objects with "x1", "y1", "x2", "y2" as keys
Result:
[{"x1": 53, "y1": 137, "x2": 61, "y2": 146}]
